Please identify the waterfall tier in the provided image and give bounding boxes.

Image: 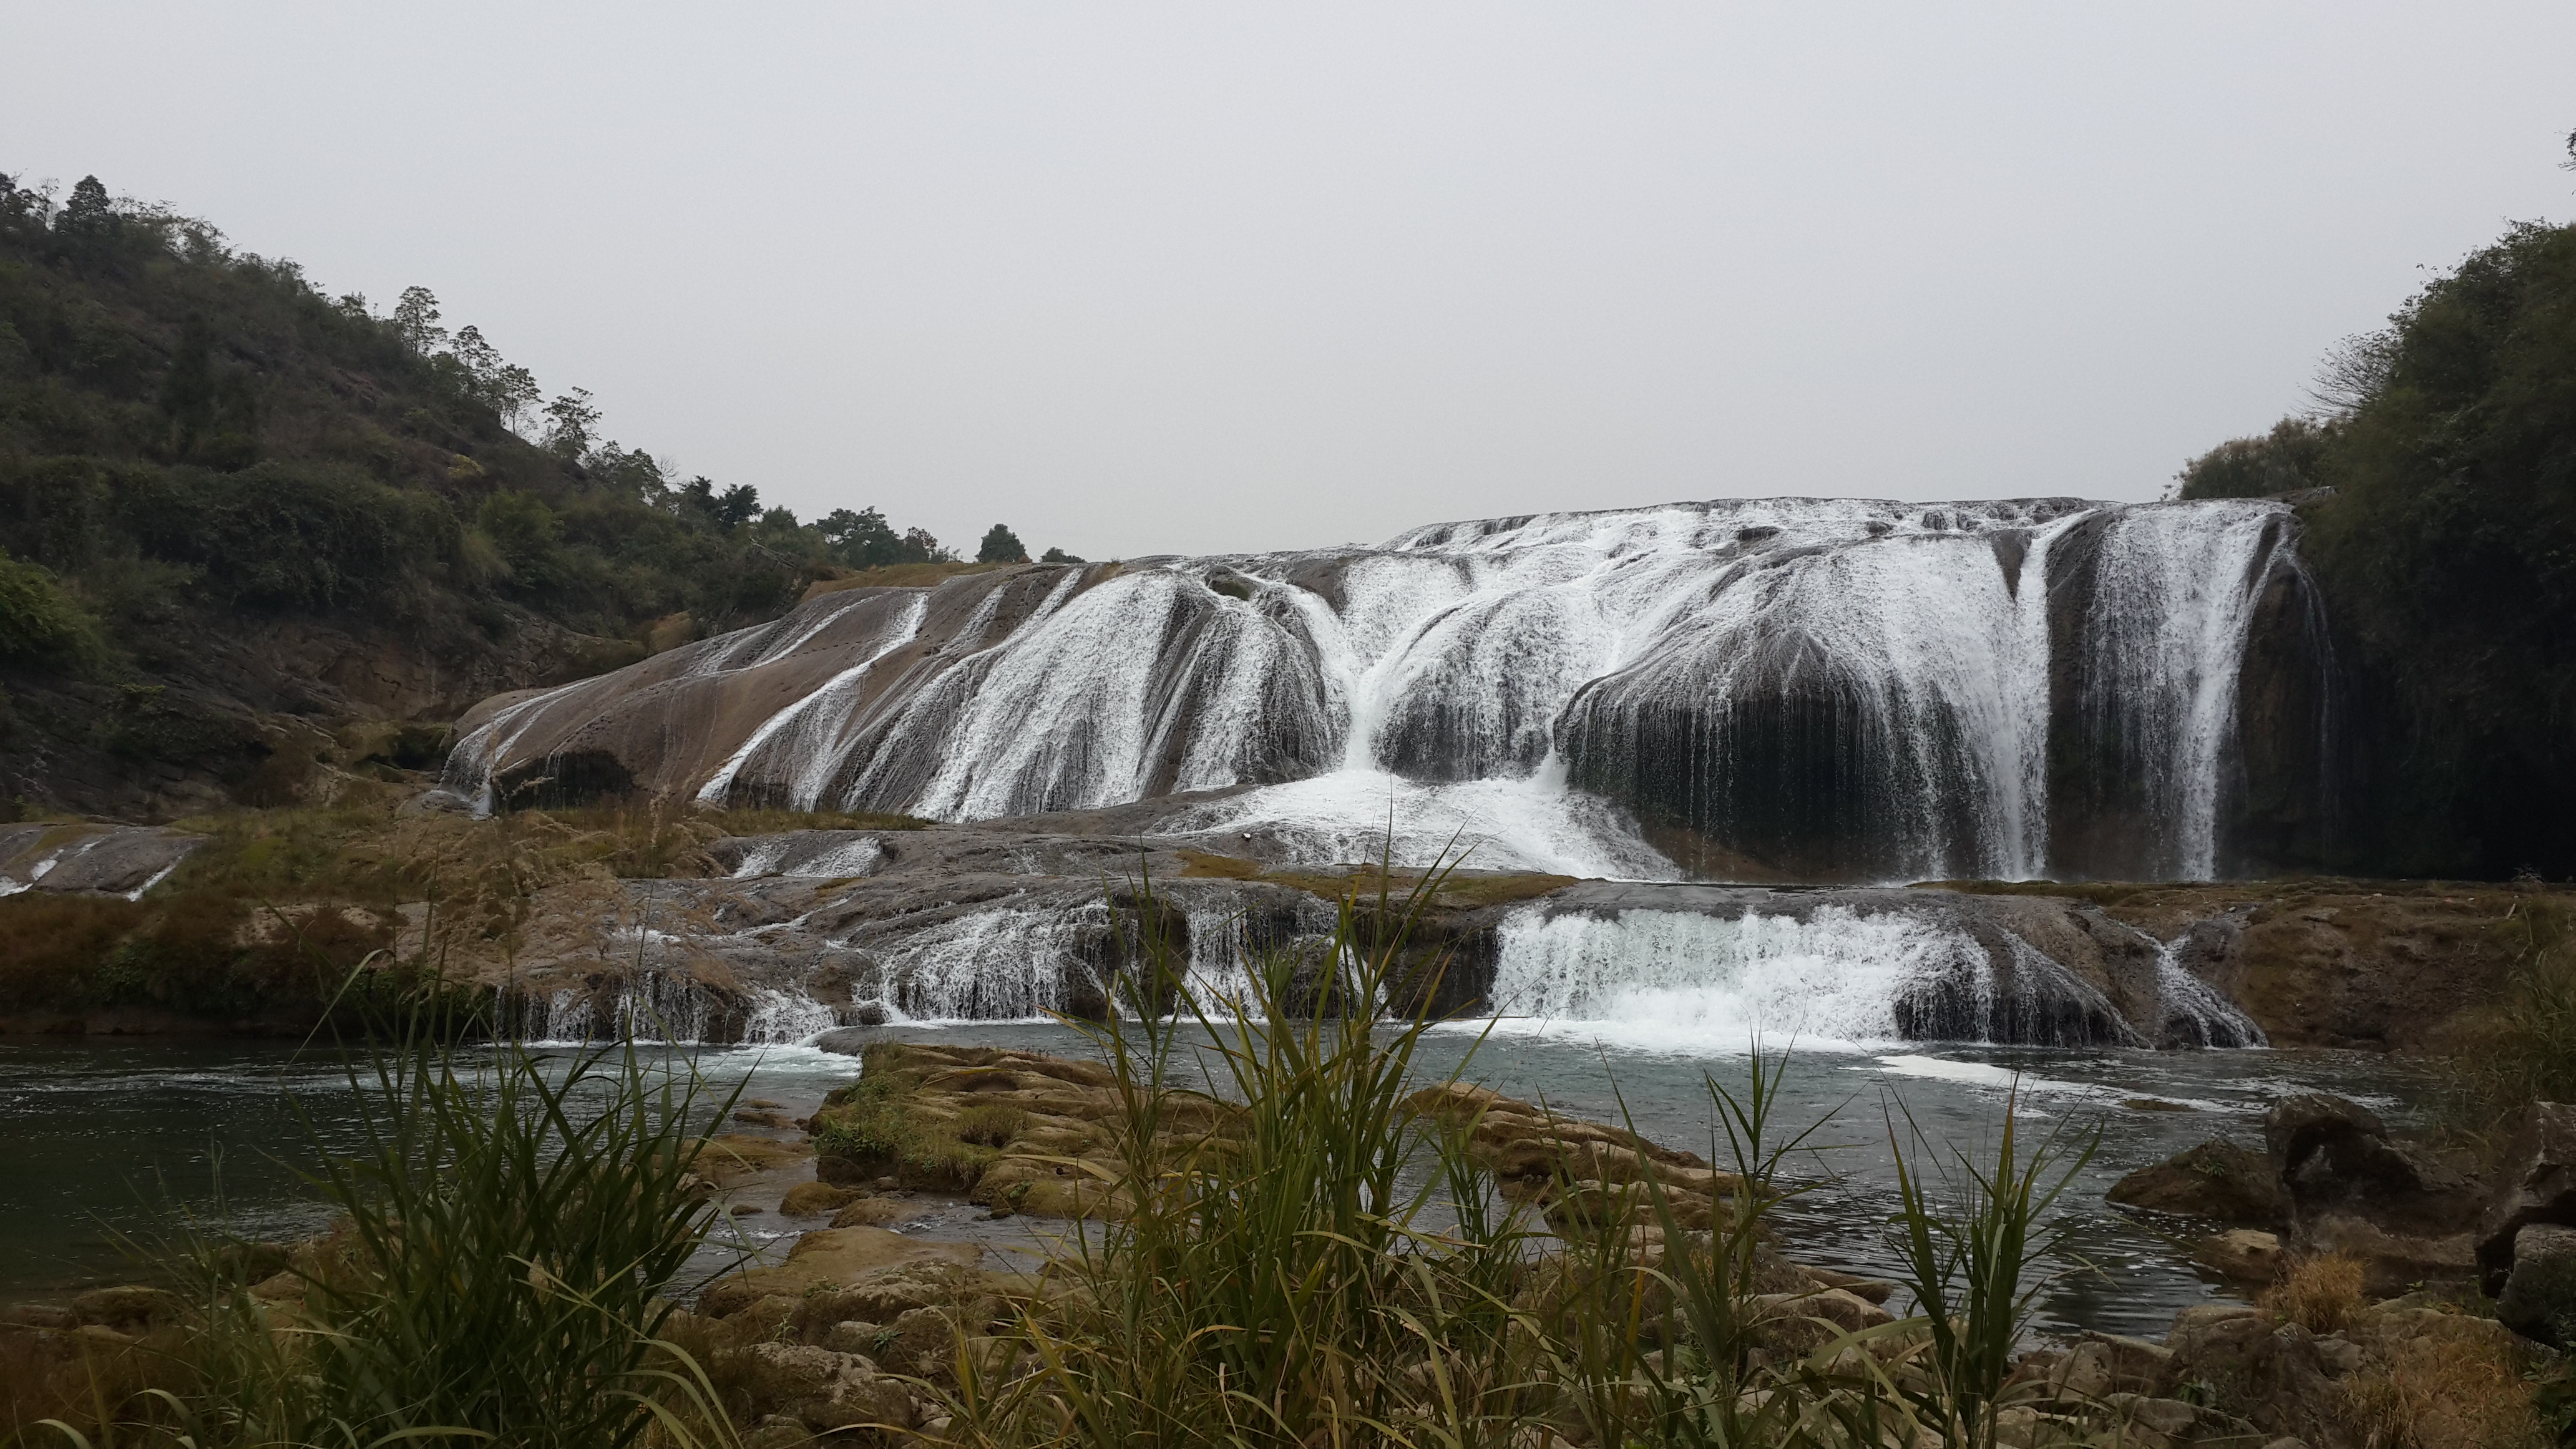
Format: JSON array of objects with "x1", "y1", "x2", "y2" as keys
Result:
[
  {"x1": 442, "y1": 496, "x2": 2333, "y2": 882},
  {"x1": 475, "y1": 827, "x2": 2261, "y2": 1050}
]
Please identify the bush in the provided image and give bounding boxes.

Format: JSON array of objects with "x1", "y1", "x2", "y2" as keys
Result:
[
  {"x1": 2175, "y1": 416, "x2": 2338, "y2": 499},
  {"x1": 0, "y1": 544, "x2": 102, "y2": 665}
]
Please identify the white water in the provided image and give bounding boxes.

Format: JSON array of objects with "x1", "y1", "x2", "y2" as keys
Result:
[
  {"x1": 1470, "y1": 902, "x2": 1989, "y2": 1051},
  {"x1": 451, "y1": 497, "x2": 2310, "y2": 883}
]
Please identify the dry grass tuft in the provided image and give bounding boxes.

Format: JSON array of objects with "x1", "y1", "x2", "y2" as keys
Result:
[
  {"x1": 2266, "y1": 1252, "x2": 2368, "y2": 1334},
  {"x1": 2341, "y1": 1332, "x2": 2541, "y2": 1449}
]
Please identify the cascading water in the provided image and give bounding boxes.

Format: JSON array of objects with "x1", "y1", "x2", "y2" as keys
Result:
[
  {"x1": 1477, "y1": 902, "x2": 1986, "y2": 1048},
  {"x1": 452, "y1": 495, "x2": 2318, "y2": 884},
  {"x1": 439, "y1": 495, "x2": 2321, "y2": 1050}
]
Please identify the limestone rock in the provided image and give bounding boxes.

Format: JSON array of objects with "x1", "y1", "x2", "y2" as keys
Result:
[
  {"x1": 2074, "y1": 1332, "x2": 2174, "y2": 1396},
  {"x1": 2477, "y1": 1101, "x2": 2576, "y2": 1293},
  {"x1": 737, "y1": 1342, "x2": 913, "y2": 1432},
  {"x1": 2106, "y1": 1139, "x2": 2284, "y2": 1225},
  {"x1": 828, "y1": 1196, "x2": 914, "y2": 1229},
  {"x1": 697, "y1": 1226, "x2": 981, "y2": 1319},
  {"x1": 2264, "y1": 1093, "x2": 2484, "y2": 1252},
  {"x1": 69, "y1": 1285, "x2": 182, "y2": 1333},
  {"x1": 2193, "y1": 1227, "x2": 2285, "y2": 1282},
  {"x1": 2497, "y1": 1222, "x2": 2576, "y2": 1347},
  {"x1": 779, "y1": 1182, "x2": 860, "y2": 1217}
]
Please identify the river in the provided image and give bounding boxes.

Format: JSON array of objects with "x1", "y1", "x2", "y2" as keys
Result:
[{"x1": 0, "y1": 1024, "x2": 2433, "y2": 1340}]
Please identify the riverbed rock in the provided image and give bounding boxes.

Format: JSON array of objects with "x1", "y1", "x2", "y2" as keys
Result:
[
  {"x1": 736, "y1": 1341, "x2": 914, "y2": 1432},
  {"x1": 69, "y1": 1284, "x2": 183, "y2": 1333},
  {"x1": 2476, "y1": 1101, "x2": 2576, "y2": 1294},
  {"x1": 2193, "y1": 1228, "x2": 2285, "y2": 1282},
  {"x1": 2264, "y1": 1093, "x2": 2483, "y2": 1266},
  {"x1": 2496, "y1": 1223, "x2": 2576, "y2": 1347},
  {"x1": 697, "y1": 1226, "x2": 982, "y2": 1319},
  {"x1": 780, "y1": 1182, "x2": 861, "y2": 1217},
  {"x1": 2107, "y1": 1138, "x2": 2284, "y2": 1225}
]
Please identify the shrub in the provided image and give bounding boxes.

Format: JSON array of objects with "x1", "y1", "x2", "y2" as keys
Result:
[{"x1": 0, "y1": 544, "x2": 104, "y2": 666}]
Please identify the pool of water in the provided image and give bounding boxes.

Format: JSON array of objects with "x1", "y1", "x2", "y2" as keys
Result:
[{"x1": 0, "y1": 1026, "x2": 2436, "y2": 1339}]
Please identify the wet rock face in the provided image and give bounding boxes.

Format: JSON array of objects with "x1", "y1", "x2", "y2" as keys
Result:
[
  {"x1": 0, "y1": 824, "x2": 203, "y2": 898},
  {"x1": 2477, "y1": 1101, "x2": 2576, "y2": 1294},
  {"x1": 2263, "y1": 1093, "x2": 2484, "y2": 1290},
  {"x1": 474, "y1": 818, "x2": 2268, "y2": 1050},
  {"x1": 439, "y1": 497, "x2": 2336, "y2": 886},
  {"x1": 2105, "y1": 1139, "x2": 2285, "y2": 1226}
]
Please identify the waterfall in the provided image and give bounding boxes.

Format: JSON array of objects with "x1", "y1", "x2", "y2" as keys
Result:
[
  {"x1": 453, "y1": 496, "x2": 2322, "y2": 884},
  {"x1": 1478, "y1": 902, "x2": 1989, "y2": 1049}
]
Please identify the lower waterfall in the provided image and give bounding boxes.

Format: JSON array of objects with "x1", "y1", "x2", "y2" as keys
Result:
[{"x1": 1476, "y1": 903, "x2": 1988, "y2": 1049}]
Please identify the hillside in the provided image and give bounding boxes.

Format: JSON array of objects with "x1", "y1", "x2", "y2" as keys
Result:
[
  {"x1": 0, "y1": 172, "x2": 979, "y2": 820},
  {"x1": 2177, "y1": 212, "x2": 2576, "y2": 878}
]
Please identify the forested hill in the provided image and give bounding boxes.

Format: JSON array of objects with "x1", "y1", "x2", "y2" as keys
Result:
[
  {"x1": 2175, "y1": 210, "x2": 2576, "y2": 879},
  {"x1": 0, "y1": 173, "x2": 993, "y2": 820}
]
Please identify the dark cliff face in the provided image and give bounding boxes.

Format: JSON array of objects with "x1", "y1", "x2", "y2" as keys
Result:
[{"x1": 2040, "y1": 508, "x2": 2341, "y2": 881}]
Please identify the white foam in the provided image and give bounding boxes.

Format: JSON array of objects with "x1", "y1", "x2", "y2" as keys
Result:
[{"x1": 1460, "y1": 902, "x2": 1984, "y2": 1052}]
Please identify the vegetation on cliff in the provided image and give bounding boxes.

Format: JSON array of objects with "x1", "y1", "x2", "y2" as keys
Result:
[
  {"x1": 0, "y1": 170, "x2": 1067, "y2": 819},
  {"x1": 2177, "y1": 147, "x2": 2576, "y2": 876}
]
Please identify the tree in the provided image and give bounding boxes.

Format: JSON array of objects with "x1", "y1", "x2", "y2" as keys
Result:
[
  {"x1": 542, "y1": 389, "x2": 600, "y2": 459},
  {"x1": 56, "y1": 175, "x2": 114, "y2": 245},
  {"x1": 393, "y1": 286, "x2": 447, "y2": 354},
  {"x1": 1040, "y1": 546, "x2": 1085, "y2": 564},
  {"x1": 157, "y1": 315, "x2": 258, "y2": 468},
  {"x1": 820, "y1": 507, "x2": 900, "y2": 567},
  {"x1": 2174, "y1": 417, "x2": 2336, "y2": 500},
  {"x1": 977, "y1": 524, "x2": 1027, "y2": 564}
]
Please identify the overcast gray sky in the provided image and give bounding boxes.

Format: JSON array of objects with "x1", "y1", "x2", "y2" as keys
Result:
[{"x1": 7, "y1": 3, "x2": 2573, "y2": 560}]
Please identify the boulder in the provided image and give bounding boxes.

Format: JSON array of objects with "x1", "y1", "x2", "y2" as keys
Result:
[
  {"x1": 736, "y1": 1342, "x2": 913, "y2": 1432},
  {"x1": 2263, "y1": 1093, "x2": 2484, "y2": 1246},
  {"x1": 2073, "y1": 1332, "x2": 2174, "y2": 1396},
  {"x1": 2300, "y1": 1214, "x2": 2476, "y2": 1296},
  {"x1": 69, "y1": 1285, "x2": 183, "y2": 1333},
  {"x1": 697, "y1": 1226, "x2": 981, "y2": 1319},
  {"x1": 2107, "y1": 1139, "x2": 2284, "y2": 1225},
  {"x1": 780, "y1": 1182, "x2": 861, "y2": 1217},
  {"x1": 2193, "y1": 1228, "x2": 2285, "y2": 1282},
  {"x1": 2476, "y1": 1101, "x2": 2576, "y2": 1294},
  {"x1": 2496, "y1": 1222, "x2": 2576, "y2": 1347}
]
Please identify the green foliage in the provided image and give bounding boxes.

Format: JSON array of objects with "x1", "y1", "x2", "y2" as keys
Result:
[
  {"x1": 1040, "y1": 545, "x2": 1085, "y2": 564},
  {"x1": 1884, "y1": 1093, "x2": 2097, "y2": 1448},
  {"x1": 282, "y1": 1036, "x2": 736, "y2": 1449},
  {"x1": 818, "y1": 506, "x2": 950, "y2": 568},
  {"x1": 0, "y1": 166, "x2": 965, "y2": 720},
  {"x1": 2247, "y1": 217, "x2": 2576, "y2": 876},
  {"x1": 2175, "y1": 416, "x2": 2337, "y2": 499},
  {"x1": 0, "y1": 546, "x2": 102, "y2": 665},
  {"x1": 977, "y1": 524, "x2": 1028, "y2": 564},
  {"x1": 24, "y1": 1032, "x2": 743, "y2": 1448},
  {"x1": 475, "y1": 489, "x2": 562, "y2": 585},
  {"x1": 2448, "y1": 895, "x2": 2576, "y2": 1138}
]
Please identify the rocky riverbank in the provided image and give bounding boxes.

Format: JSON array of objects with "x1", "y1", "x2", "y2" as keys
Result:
[
  {"x1": 17, "y1": 1040, "x2": 2548, "y2": 1449},
  {"x1": 6, "y1": 803, "x2": 2559, "y2": 1057}
]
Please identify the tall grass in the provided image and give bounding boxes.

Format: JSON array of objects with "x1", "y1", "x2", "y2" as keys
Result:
[
  {"x1": 1883, "y1": 1091, "x2": 2098, "y2": 1449},
  {"x1": 21, "y1": 1025, "x2": 743, "y2": 1449},
  {"x1": 2451, "y1": 895, "x2": 2576, "y2": 1138}
]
